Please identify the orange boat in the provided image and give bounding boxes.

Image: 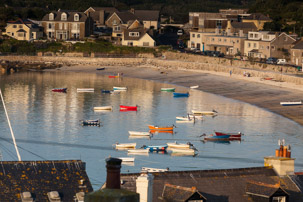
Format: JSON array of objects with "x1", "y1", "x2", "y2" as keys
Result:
[
  {"x1": 148, "y1": 125, "x2": 174, "y2": 131},
  {"x1": 149, "y1": 130, "x2": 174, "y2": 134}
]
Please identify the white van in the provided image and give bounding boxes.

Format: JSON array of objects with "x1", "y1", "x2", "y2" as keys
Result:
[{"x1": 277, "y1": 59, "x2": 287, "y2": 65}]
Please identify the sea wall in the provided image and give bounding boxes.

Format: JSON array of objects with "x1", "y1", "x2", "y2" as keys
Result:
[{"x1": 0, "y1": 54, "x2": 302, "y2": 85}]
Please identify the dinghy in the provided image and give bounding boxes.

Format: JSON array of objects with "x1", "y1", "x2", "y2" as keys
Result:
[
  {"x1": 128, "y1": 131, "x2": 150, "y2": 136},
  {"x1": 148, "y1": 125, "x2": 174, "y2": 131},
  {"x1": 167, "y1": 142, "x2": 191, "y2": 149},
  {"x1": 80, "y1": 119, "x2": 100, "y2": 126},
  {"x1": 190, "y1": 85, "x2": 199, "y2": 89},
  {"x1": 170, "y1": 148, "x2": 196, "y2": 155},
  {"x1": 173, "y1": 92, "x2": 189, "y2": 97},
  {"x1": 77, "y1": 88, "x2": 94, "y2": 92},
  {"x1": 192, "y1": 110, "x2": 217, "y2": 115},
  {"x1": 115, "y1": 143, "x2": 136, "y2": 149},
  {"x1": 161, "y1": 88, "x2": 175, "y2": 92},
  {"x1": 52, "y1": 88, "x2": 67, "y2": 92},
  {"x1": 113, "y1": 87, "x2": 127, "y2": 90},
  {"x1": 128, "y1": 148, "x2": 150, "y2": 154},
  {"x1": 280, "y1": 101, "x2": 302, "y2": 106},
  {"x1": 93, "y1": 106, "x2": 113, "y2": 111},
  {"x1": 117, "y1": 157, "x2": 135, "y2": 162}
]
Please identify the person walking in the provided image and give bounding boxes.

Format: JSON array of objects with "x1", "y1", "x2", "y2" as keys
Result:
[{"x1": 230, "y1": 70, "x2": 232, "y2": 76}]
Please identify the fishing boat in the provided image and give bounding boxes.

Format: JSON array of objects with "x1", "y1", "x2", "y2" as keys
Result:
[
  {"x1": 173, "y1": 92, "x2": 189, "y2": 97},
  {"x1": 167, "y1": 142, "x2": 191, "y2": 149},
  {"x1": 101, "y1": 90, "x2": 114, "y2": 94},
  {"x1": 170, "y1": 148, "x2": 196, "y2": 155},
  {"x1": 128, "y1": 148, "x2": 150, "y2": 154},
  {"x1": 52, "y1": 88, "x2": 67, "y2": 92},
  {"x1": 120, "y1": 105, "x2": 137, "y2": 111},
  {"x1": 93, "y1": 106, "x2": 113, "y2": 111},
  {"x1": 142, "y1": 145, "x2": 168, "y2": 152},
  {"x1": 215, "y1": 131, "x2": 243, "y2": 139},
  {"x1": 128, "y1": 131, "x2": 150, "y2": 136},
  {"x1": 113, "y1": 87, "x2": 127, "y2": 90},
  {"x1": 149, "y1": 130, "x2": 174, "y2": 134},
  {"x1": 148, "y1": 125, "x2": 174, "y2": 131},
  {"x1": 77, "y1": 88, "x2": 94, "y2": 92},
  {"x1": 117, "y1": 157, "x2": 134, "y2": 162},
  {"x1": 80, "y1": 119, "x2": 100, "y2": 126},
  {"x1": 192, "y1": 110, "x2": 217, "y2": 115},
  {"x1": 190, "y1": 85, "x2": 199, "y2": 89},
  {"x1": 161, "y1": 88, "x2": 175, "y2": 92},
  {"x1": 280, "y1": 101, "x2": 302, "y2": 106},
  {"x1": 204, "y1": 134, "x2": 230, "y2": 141},
  {"x1": 115, "y1": 143, "x2": 136, "y2": 149},
  {"x1": 141, "y1": 167, "x2": 169, "y2": 172},
  {"x1": 96, "y1": 67, "x2": 105, "y2": 70}
]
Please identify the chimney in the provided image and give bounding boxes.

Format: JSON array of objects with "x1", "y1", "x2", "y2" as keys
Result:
[
  {"x1": 227, "y1": 28, "x2": 231, "y2": 36},
  {"x1": 136, "y1": 171, "x2": 154, "y2": 202},
  {"x1": 106, "y1": 157, "x2": 122, "y2": 189},
  {"x1": 264, "y1": 140, "x2": 295, "y2": 176},
  {"x1": 99, "y1": 10, "x2": 105, "y2": 25},
  {"x1": 85, "y1": 157, "x2": 139, "y2": 201},
  {"x1": 239, "y1": 30, "x2": 244, "y2": 37},
  {"x1": 130, "y1": 8, "x2": 135, "y2": 14}
]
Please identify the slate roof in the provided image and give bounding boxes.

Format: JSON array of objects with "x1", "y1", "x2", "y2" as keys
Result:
[
  {"x1": 86, "y1": 7, "x2": 118, "y2": 22},
  {"x1": 0, "y1": 160, "x2": 93, "y2": 201},
  {"x1": 290, "y1": 174, "x2": 303, "y2": 193},
  {"x1": 42, "y1": 11, "x2": 87, "y2": 22},
  {"x1": 246, "y1": 182, "x2": 288, "y2": 197},
  {"x1": 231, "y1": 22, "x2": 257, "y2": 29},
  {"x1": 133, "y1": 10, "x2": 159, "y2": 21},
  {"x1": 161, "y1": 183, "x2": 207, "y2": 201},
  {"x1": 245, "y1": 13, "x2": 271, "y2": 21},
  {"x1": 7, "y1": 19, "x2": 35, "y2": 25},
  {"x1": 120, "y1": 166, "x2": 303, "y2": 202},
  {"x1": 291, "y1": 40, "x2": 303, "y2": 49},
  {"x1": 116, "y1": 11, "x2": 138, "y2": 23},
  {"x1": 123, "y1": 27, "x2": 148, "y2": 41}
]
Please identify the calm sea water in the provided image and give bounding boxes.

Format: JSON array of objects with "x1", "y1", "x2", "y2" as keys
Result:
[{"x1": 0, "y1": 71, "x2": 303, "y2": 189}]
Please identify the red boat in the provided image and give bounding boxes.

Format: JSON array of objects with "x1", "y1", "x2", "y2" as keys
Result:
[
  {"x1": 52, "y1": 88, "x2": 67, "y2": 92},
  {"x1": 108, "y1": 75, "x2": 119, "y2": 78},
  {"x1": 215, "y1": 131, "x2": 242, "y2": 139},
  {"x1": 120, "y1": 105, "x2": 138, "y2": 111}
]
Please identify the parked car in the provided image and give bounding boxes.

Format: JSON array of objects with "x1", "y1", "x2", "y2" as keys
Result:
[
  {"x1": 266, "y1": 57, "x2": 278, "y2": 64},
  {"x1": 277, "y1": 59, "x2": 287, "y2": 65}
]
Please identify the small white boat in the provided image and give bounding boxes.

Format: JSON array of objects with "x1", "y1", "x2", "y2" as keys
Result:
[
  {"x1": 128, "y1": 148, "x2": 150, "y2": 153},
  {"x1": 128, "y1": 131, "x2": 150, "y2": 136},
  {"x1": 190, "y1": 85, "x2": 199, "y2": 89},
  {"x1": 77, "y1": 88, "x2": 94, "y2": 92},
  {"x1": 161, "y1": 88, "x2": 175, "y2": 92},
  {"x1": 115, "y1": 143, "x2": 136, "y2": 149},
  {"x1": 280, "y1": 101, "x2": 302, "y2": 106},
  {"x1": 188, "y1": 114, "x2": 203, "y2": 120},
  {"x1": 176, "y1": 116, "x2": 195, "y2": 122},
  {"x1": 170, "y1": 148, "x2": 196, "y2": 154},
  {"x1": 141, "y1": 167, "x2": 169, "y2": 172},
  {"x1": 117, "y1": 157, "x2": 135, "y2": 162},
  {"x1": 192, "y1": 110, "x2": 217, "y2": 115},
  {"x1": 113, "y1": 86, "x2": 127, "y2": 90},
  {"x1": 94, "y1": 106, "x2": 113, "y2": 111},
  {"x1": 167, "y1": 142, "x2": 191, "y2": 149}
]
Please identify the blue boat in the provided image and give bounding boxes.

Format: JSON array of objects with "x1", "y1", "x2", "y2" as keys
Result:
[
  {"x1": 173, "y1": 92, "x2": 189, "y2": 97},
  {"x1": 80, "y1": 119, "x2": 100, "y2": 126},
  {"x1": 143, "y1": 145, "x2": 168, "y2": 152},
  {"x1": 101, "y1": 90, "x2": 113, "y2": 94},
  {"x1": 204, "y1": 134, "x2": 230, "y2": 141}
]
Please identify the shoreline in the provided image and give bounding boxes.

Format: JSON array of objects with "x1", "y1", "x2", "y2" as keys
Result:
[{"x1": 58, "y1": 64, "x2": 303, "y2": 126}]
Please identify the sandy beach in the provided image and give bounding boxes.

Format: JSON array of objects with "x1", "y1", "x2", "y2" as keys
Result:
[{"x1": 59, "y1": 63, "x2": 303, "y2": 126}]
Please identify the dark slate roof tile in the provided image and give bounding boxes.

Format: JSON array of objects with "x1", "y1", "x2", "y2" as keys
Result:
[{"x1": 42, "y1": 11, "x2": 87, "y2": 22}]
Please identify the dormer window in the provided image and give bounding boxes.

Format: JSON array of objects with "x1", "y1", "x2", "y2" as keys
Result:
[
  {"x1": 61, "y1": 13, "x2": 67, "y2": 21},
  {"x1": 74, "y1": 13, "x2": 79, "y2": 21},
  {"x1": 49, "y1": 13, "x2": 54, "y2": 21},
  {"x1": 129, "y1": 32, "x2": 139, "y2": 37},
  {"x1": 47, "y1": 191, "x2": 61, "y2": 202}
]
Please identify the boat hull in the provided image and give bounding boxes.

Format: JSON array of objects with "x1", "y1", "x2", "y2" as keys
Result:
[
  {"x1": 77, "y1": 88, "x2": 94, "y2": 92},
  {"x1": 52, "y1": 88, "x2": 67, "y2": 92},
  {"x1": 113, "y1": 87, "x2": 127, "y2": 90},
  {"x1": 161, "y1": 88, "x2": 175, "y2": 92},
  {"x1": 204, "y1": 134, "x2": 230, "y2": 141},
  {"x1": 101, "y1": 90, "x2": 113, "y2": 94},
  {"x1": 148, "y1": 125, "x2": 174, "y2": 131},
  {"x1": 144, "y1": 145, "x2": 168, "y2": 152},
  {"x1": 170, "y1": 148, "x2": 195, "y2": 154},
  {"x1": 167, "y1": 142, "x2": 190, "y2": 149},
  {"x1": 128, "y1": 131, "x2": 150, "y2": 136},
  {"x1": 192, "y1": 110, "x2": 216, "y2": 115},
  {"x1": 94, "y1": 106, "x2": 112, "y2": 111},
  {"x1": 280, "y1": 101, "x2": 302, "y2": 106},
  {"x1": 115, "y1": 143, "x2": 136, "y2": 149},
  {"x1": 128, "y1": 149, "x2": 150, "y2": 153},
  {"x1": 120, "y1": 105, "x2": 137, "y2": 111},
  {"x1": 80, "y1": 119, "x2": 100, "y2": 126},
  {"x1": 173, "y1": 92, "x2": 189, "y2": 97}
]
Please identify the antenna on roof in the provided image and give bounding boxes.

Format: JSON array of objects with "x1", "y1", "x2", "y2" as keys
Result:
[{"x1": 0, "y1": 89, "x2": 22, "y2": 161}]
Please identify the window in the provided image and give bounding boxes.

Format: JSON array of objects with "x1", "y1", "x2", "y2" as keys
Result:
[
  {"x1": 113, "y1": 19, "x2": 117, "y2": 25},
  {"x1": 248, "y1": 43, "x2": 251, "y2": 48},
  {"x1": 271, "y1": 46, "x2": 275, "y2": 50},
  {"x1": 224, "y1": 39, "x2": 226, "y2": 42},
  {"x1": 218, "y1": 38, "x2": 222, "y2": 42},
  {"x1": 74, "y1": 14, "x2": 79, "y2": 21},
  {"x1": 284, "y1": 37, "x2": 287, "y2": 41},
  {"x1": 197, "y1": 34, "x2": 200, "y2": 38},
  {"x1": 49, "y1": 13, "x2": 54, "y2": 20},
  {"x1": 127, "y1": 42, "x2": 133, "y2": 46},
  {"x1": 211, "y1": 38, "x2": 214, "y2": 42},
  {"x1": 192, "y1": 34, "x2": 195, "y2": 38},
  {"x1": 13, "y1": 25, "x2": 17, "y2": 28},
  {"x1": 237, "y1": 40, "x2": 239, "y2": 43},
  {"x1": 64, "y1": 23, "x2": 68, "y2": 30},
  {"x1": 12, "y1": 33, "x2": 14, "y2": 36},
  {"x1": 260, "y1": 45, "x2": 264, "y2": 49},
  {"x1": 48, "y1": 23, "x2": 52, "y2": 29},
  {"x1": 19, "y1": 25, "x2": 22, "y2": 28},
  {"x1": 267, "y1": 46, "x2": 269, "y2": 50},
  {"x1": 114, "y1": 26, "x2": 120, "y2": 31},
  {"x1": 249, "y1": 33, "x2": 253, "y2": 38},
  {"x1": 143, "y1": 42, "x2": 149, "y2": 46},
  {"x1": 216, "y1": 20, "x2": 222, "y2": 28},
  {"x1": 253, "y1": 43, "x2": 256, "y2": 48},
  {"x1": 61, "y1": 13, "x2": 67, "y2": 21},
  {"x1": 18, "y1": 32, "x2": 24, "y2": 37},
  {"x1": 272, "y1": 196, "x2": 286, "y2": 202},
  {"x1": 129, "y1": 32, "x2": 139, "y2": 37}
]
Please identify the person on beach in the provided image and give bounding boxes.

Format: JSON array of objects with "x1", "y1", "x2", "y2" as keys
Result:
[{"x1": 230, "y1": 70, "x2": 232, "y2": 76}]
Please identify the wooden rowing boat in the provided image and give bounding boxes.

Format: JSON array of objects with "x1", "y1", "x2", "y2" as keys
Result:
[
  {"x1": 190, "y1": 85, "x2": 199, "y2": 89},
  {"x1": 77, "y1": 88, "x2": 94, "y2": 92},
  {"x1": 167, "y1": 142, "x2": 190, "y2": 149},
  {"x1": 170, "y1": 148, "x2": 196, "y2": 154},
  {"x1": 204, "y1": 134, "x2": 230, "y2": 141},
  {"x1": 128, "y1": 148, "x2": 150, "y2": 153},
  {"x1": 128, "y1": 131, "x2": 150, "y2": 136},
  {"x1": 115, "y1": 143, "x2": 136, "y2": 149},
  {"x1": 215, "y1": 131, "x2": 242, "y2": 138},
  {"x1": 280, "y1": 101, "x2": 302, "y2": 106},
  {"x1": 148, "y1": 125, "x2": 174, "y2": 131},
  {"x1": 93, "y1": 106, "x2": 113, "y2": 111},
  {"x1": 161, "y1": 88, "x2": 175, "y2": 92}
]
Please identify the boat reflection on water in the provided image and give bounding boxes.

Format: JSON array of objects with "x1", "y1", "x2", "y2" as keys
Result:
[
  {"x1": 122, "y1": 161, "x2": 135, "y2": 166},
  {"x1": 149, "y1": 130, "x2": 174, "y2": 134},
  {"x1": 170, "y1": 152, "x2": 198, "y2": 157},
  {"x1": 129, "y1": 135, "x2": 152, "y2": 139},
  {"x1": 202, "y1": 140, "x2": 242, "y2": 144},
  {"x1": 150, "y1": 150, "x2": 168, "y2": 155}
]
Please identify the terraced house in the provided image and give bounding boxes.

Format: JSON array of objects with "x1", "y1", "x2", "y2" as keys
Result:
[{"x1": 41, "y1": 10, "x2": 93, "y2": 40}]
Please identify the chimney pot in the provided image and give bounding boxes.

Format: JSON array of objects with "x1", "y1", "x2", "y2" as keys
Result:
[{"x1": 106, "y1": 157, "x2": 122, "y2": 189}]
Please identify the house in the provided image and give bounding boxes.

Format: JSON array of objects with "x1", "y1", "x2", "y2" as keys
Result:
[
  {"x1": 188, "y1": 31, "x2": 214, "y2": 51},
  {"x1": 122, "y1": 26, "x2": 155, "y2": 47},
  {"x1": 242, "y1": 13, "x2": 272, "y2": 30},
  {"x1": 290, "y1": 40, "x2": 303, "y2": 67},
  {"x1": 2, "y1": 19, "x2": 43, "y2": 41},
  {"x1": 270, "y1": 32, "x2": 296, "y2": 59},
  {"x1": 0, "y1": 160, "x2": 93, "y2": 201},
  {"x1": 226, "y1": 21, "x2": 257, "y2": 34},
  {"x1": 84, "y1": 7, "x2": 118, "y2": 28},
  {"x1": 119, "y1": 149, "x2": 303, "y2": 202},
  {"x1": 129, "y1": 8, "x2": 160, "y2": 30},
  {"x1": 41, "y1": 10, "x2": 93, "y2": 40}
]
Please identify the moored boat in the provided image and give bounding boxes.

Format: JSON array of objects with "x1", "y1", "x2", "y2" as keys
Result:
[
  {"x1": 113, "y1": 86, "x2": 127, "y2": 90},
  {"x1": 142, "y1": 145, "x2": 168, "y2": 152},
  {"x1": 173, "y1": 92, "x2": 189, "y2": 97},
  {"x1": 115, "y1": 143, "x2": 136, "y2": 149},
  {"x1": 77, "y1": 88, "x2": 94, "y2": 92},
  {"x1": 192, "y1": 110, "x2": 217, "y2": 115},
  {"x1": 280, "y1": 101, "x2": 302, "y2": 106},
  {"x1": 190, "y1": 85, "x2": 199, "y2": 89},
  {"x1": 149, "y1": 130, "x2": 174, "y2": 134},
  {"x1": 204, "y1": 134, "x2": 230, "y2": 141},
  {"x1": 52, "y1": 88, "x2": 67, "y2": 92},
  {"x1": 188, "y1": 114, "x2": 203, "y2": 120},
  {"x1": 148, "y1": 125, "x2": 174, "y2": 131},
  {"x1": 117, "y1": 157, "x2": 134, "y2": 162},
  {"x1": 80, "y1": 119, "x2": 100, "y2": 126},
  {"x1": 128, "y1": 131, "x2": 150, "y2": 136},
  {"x1": 93, "y1": 106, "x2": 113, "y2": 111},
  {"x1": 170, "y1": 148, "x2": 196, "y2": 154},
  {"x1": 108, "y1": 75, "x2": 119, "y2": 78},
  {"x1": 96, "y1": 67, "x2": 105, "y2": 70},
  {"x1": 176, "y1": 116, "x2": 195, "y2": 122},
  {"x1": 167, "y1": 142, "x2": 191, "y2": 149},
  {"x1": 215, "y1": 131, "x2": 243, "y2": 139},
  {"x1": 120, "y1": 105, "x2": 137, "y2": 111},
  {"x1": 141, "y1": 167, "x2": 169, "y2": 172},
  {"x1": 101, "y1": 90, "x2": 114, "y2": 94},
  {"x1": 128, "y1": 148, "x2": 150, "y2": 153},
  {"x1": 161, "y1": 88, "x2": 175, "y2": 92}
]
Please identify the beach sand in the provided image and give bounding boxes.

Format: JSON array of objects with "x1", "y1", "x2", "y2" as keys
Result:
[{"x1": 59, "y1": 64, "x2": 303, "y2": 126}]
